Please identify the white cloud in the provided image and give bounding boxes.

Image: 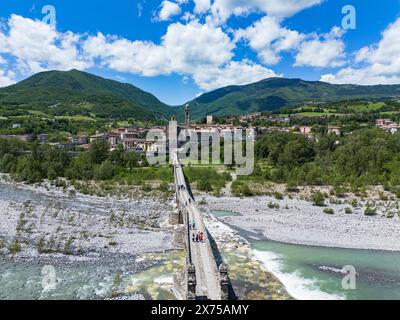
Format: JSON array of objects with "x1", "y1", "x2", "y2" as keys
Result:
[
  {"x1": 193, "y1": 0, "x2": 211, "y2": 14},
  {"x1": 159, "y1": 1, "x2": 182, "y2": 21},
  {"x1": 0, "y1": 14, "x2": 279, "y2": 91},
  {"x1": 83, "y1": 19, "x2": 279, "y2": 91},
  {"x1": 322, "y1": 18, "x2": 400, "y2": 84},
  {"x1": 236, "y1": 16, "x2": 303, "y2": 65},
  {"x1": 192, "y1": 59, "x2": 279, "y2": 91},
  {"x1": 0, "y1": 14, "x2": 91, "y2": 75},
  {"x1": 0, "y1": 68, "x2": 16, "y2": 87},
  {"x1": 83, "y1": 33, "x2": 171, "y2": 76},
  {"x1": 295, "y1": 27, "x2": 346, "y2": 68},
  {"x1": 163, "y1": 20, "x2": 234, "y2": 71},
  {"x1": 210, "y1": 0, "x2": 323, "y2": 23},
  {"x1": 84, "y1": 20, "x2": 234, "y2": 77}
]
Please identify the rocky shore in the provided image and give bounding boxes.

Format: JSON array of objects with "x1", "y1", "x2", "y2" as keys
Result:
[
  {"x1": 0, "y1": 177, "x2": 178, "y2": 299},
  {"x1": 199, "y1": 192, "x2": 400, "y2": 252}
]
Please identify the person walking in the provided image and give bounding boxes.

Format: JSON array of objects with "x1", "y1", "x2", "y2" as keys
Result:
[{"x1": 200, "y1": 232, "x2": 203, "y2": 242}]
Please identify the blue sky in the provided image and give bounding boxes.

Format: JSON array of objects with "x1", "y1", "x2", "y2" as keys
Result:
[{"x1": 0, "y1": 0, "x2": 400, "y2": 105}]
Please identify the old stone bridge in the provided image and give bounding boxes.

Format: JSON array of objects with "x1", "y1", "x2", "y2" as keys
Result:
[{"x1": 170, "y1": 151, "x2": 229, "y2": 300}]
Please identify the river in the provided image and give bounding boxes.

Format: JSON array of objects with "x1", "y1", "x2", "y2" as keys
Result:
[{"x1": 211, "y1": 210, "x2": 400, "y2": 300}]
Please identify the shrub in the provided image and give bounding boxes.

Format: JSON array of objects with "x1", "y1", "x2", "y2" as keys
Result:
[
  {"x1": 63, "y1": 237, "x2": 75, "y2": 255},
  {"x1": 311, "y1": 192, "x2": 325, "y2": 206},
  {"x1": 274, "y1": 192, "x2": 284, "y2": 200},
  {"x1": 158, "y1": 182, "x2": 170, "y2": 193},
  {"x1": 93, "y1": 160, "x2": 116, "y2": 181},
  {"x1": 198, "y1": 199, "x2": 207, "y2": 206},
  {"x1": 364, "y1": 207, "x2": 377, "y2": 216},
  {"x1": 387, "y1": 211, "x2": 395, "y2": 218},
  {"x1": 9, "y1": 240, "x2": 21, "y2": 255},
  {"x1": 379, "y1": 192, "x2": 389, "y2": 201},
  {"x1": 142, "y1": 183, "x2": 152, "y2": 192},
  {"x1": 232, "y1": 182, "x2": 253, "y2": 197},
  {"x1": 350, "y1": 199, "x2": 358, "y2": 208},
  {"x1": 345, "y1": 207, "x2": 353, "y2": 214},
  {"x1": 197, "y1": 179, "x2": 213, "y2": 192},
  {"x1": 37, "y1": 237, "x2": 47, "y2": 253},
  {"x1": 268, "y1": 202, "x2": 280, "y2": 209},
  {"x1": 323, "y1": 208, "x2": 334, "y2": 215}
]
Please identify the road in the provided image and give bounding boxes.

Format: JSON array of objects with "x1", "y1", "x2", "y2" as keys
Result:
[{"x1": 172, "y1": 152, "x2": 220, "y2": 300}]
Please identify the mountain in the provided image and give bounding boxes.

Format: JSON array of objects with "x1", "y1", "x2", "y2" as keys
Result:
[
  {"x1": 186, "y1": 78, "x2": 400, "y2": 119},
  {"x1": 0, "y1": 69, "x2": 173, "y2": 121}
]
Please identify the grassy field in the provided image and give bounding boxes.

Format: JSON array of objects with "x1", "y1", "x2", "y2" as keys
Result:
[
  {"x1": 278, "y1": 112, "x2": 340, "y2": 117},
  {"x1": 347, "y1": 102, "x2": 386, "y2": 113},
  {"x1": 380, "y1": 111, "x2": 400, "y2": 116},
  {"x1": 55, "y1": 115, "x2": 97, "y2": 121}
]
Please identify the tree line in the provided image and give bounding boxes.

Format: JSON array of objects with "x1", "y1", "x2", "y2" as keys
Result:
[
  {"x1": 253, "y1": 128, "x2": 400, "y2": 194},
  {"x1": 0, "y1": 139, "x2": 147, "y2": 183}
]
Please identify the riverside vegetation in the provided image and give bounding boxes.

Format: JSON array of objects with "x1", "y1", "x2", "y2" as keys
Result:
[
  {"x1": 232, "y1": 128, "x2": 400, "y2": 198},
  {"x1": 0, "y1": 138, "x2": 231, "y2": 197}
]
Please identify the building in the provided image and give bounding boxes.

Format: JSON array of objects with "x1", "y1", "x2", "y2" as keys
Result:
[
  {"x1": 184, "y1": 104, "x2": 191, "y2": 129},
  {"x1": 206, "y1": 115, "x2": 213, "y2": 125},
  {"x1": 122, "y1": 138, "x2": 156, "y2": 153},
  {"x1": 72, "y1": 133, "x2": 89, "y2": 145},
  {"x1": 239, "y1": 113, "x2": 261, "y2": 123},
  {"x1": 299, "y1": 126, "x2": 312, "y2": 135},
  {"x1": 376, "y1": 119, "x2": 400, "y2": 134},
  {"x1": 327, "y1": 126, "x2": 342, "y2": 136},
  {"x1": 38, "y1": 134, "x2": 49, "y2": 143},
  {"x1": 12, "y1": 123, "x2": 22, "y2": 129},
  {"x1": 0, "y1": 134, "x2": 34, "y2": 142},
  {"x1": 386, "y1": 123, "x2": 400, "y2": 134},
  {"x1": 376, "y1": 119, "x2": 393, "y2": 127},
  {"x1": 90, "y1": 132, "x2": 108, "y2": 143}
]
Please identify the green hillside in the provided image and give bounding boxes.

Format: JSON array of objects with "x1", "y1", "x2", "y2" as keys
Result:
[
  {"x1": 186, "y1": 78, "x2": 400, "y2": 119},
  {"x1": 0, "y1": 69, "x2": 174, "y2": 121}
]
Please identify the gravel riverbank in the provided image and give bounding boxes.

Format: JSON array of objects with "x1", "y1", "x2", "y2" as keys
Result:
[
  {"x1": 0, "y1": 177, "x2": 178, "y2": 299},
  {"x1": 199, "y1": 193, "x2": 400, "y2": 252}
]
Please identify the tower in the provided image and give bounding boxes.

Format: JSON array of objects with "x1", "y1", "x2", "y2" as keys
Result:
[{"x1": 184, "y1": 104, "x2": 191, "y2": 129}]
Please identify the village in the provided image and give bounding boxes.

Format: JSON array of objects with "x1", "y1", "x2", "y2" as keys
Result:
[
  {"x1": 0, "y1": 106, "x2": 258, "y2": 154},
  {"x1": 1, "y1": 104, "x2": 398, "y2": 155}
]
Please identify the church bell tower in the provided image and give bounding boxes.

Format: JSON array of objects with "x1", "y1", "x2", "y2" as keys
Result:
[{"x1": 184, "y1": 104, "x2": 191, "y2": 129}]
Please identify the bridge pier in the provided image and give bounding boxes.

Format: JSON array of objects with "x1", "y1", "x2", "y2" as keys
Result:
[
  {"x1": 169, "y1": 208, "x2": 183, "y2": 225},
  {"x1": 219, "y1": 263, "x2": 229, "y2": 300},
  {"x1": 187, "y1": 263, "x2": 197, "y2": 300}
]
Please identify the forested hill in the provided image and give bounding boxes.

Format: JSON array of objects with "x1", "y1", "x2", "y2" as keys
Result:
[
  {"x1": 186, "y1": 78, "x2": 400, "y2": 119},
  {"x1": 0, "y1": 69, "x2": 174, "y2": 121}
]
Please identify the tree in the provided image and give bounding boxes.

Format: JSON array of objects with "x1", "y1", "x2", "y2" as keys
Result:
[
  {"x1": 110, "y1": 144, "x2": 126, "y2": 166},
  {"x1": 89, "y1": 139, "x2": 109, "y2": 164},
  {"x1": 125, "y1": 152, "x2": 139, "y2": 172},
  {"x1": 94, "y1": 160, "x2": 116, "y2": 180}
]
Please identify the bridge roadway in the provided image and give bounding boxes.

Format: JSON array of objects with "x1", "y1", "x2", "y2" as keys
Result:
[{"x1": 172, "y1": 152, "x2": 221, "y2": 300}]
